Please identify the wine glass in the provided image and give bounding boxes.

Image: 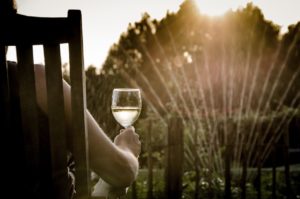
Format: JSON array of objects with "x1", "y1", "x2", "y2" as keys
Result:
[
  {"x1": 111, "y1": 88, "x2": 142, "y2": 128},
  {"x1": 110, "y1": 88, "x2": 141, "y2": 198}
]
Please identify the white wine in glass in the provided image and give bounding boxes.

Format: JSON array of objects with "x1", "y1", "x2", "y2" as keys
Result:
[
  {"x1": 111, "y1": 88, "x2": 142, "y2": 128},
  {"x1": 109, "y1": 88, "x2": 142, "y2": 198}
]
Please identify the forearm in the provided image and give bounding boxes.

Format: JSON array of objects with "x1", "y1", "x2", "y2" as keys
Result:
[
  {"x1": 87, "y1": 111, "x2": 139, "y2": 187},
  {"x1": 62, "y1": 77, "x2": 138, "y2": 187}
]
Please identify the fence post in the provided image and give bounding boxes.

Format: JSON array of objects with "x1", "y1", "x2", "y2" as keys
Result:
[
  {"x1": 224, "y1": 121, "x2": 233, "y2": 199},
  {"x1": 256, "y1": 143, "x2": 262, "y2": 199},
  {"x1": 224, "y1": 141, "x2": 232, "y2": 199},
  {"x1": 193, "y1": 122, "x2": 200, "y2": 199},
  {"x1": 241, "y1": 147, "x2": 247, "y2": 199},
  {"x1": 272, "y1": 142, "x2": 277, "y2": 199},
  {"x1": 129, "y1": 181, "x2": 136, "y2": 199},
  {"x1": 166, "y1": 117, "x2": 183, "y2": 199},
  {"x1": 147, "y1": 121, "x2": 153, "y2": 199},
  {"x1": 283, "y1": 124, "x2": 291, "y2": 199}
]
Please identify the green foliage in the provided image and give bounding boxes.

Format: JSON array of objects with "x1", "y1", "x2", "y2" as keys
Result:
[{"x1": 125, "y1": 167, "x2": 300, "y2": 198}]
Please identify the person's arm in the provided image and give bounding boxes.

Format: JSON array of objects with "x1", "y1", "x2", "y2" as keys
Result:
[
  {"x1": 85, "y1": 112, "x2": 140, "y2": 187},
  {"x1": 34, "y1": 64, "x2": 141, "y2": 188}
]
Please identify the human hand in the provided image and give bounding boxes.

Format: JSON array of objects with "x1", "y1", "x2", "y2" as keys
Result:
[{"x1": 114, "y1": 126, "x2": 141, "y2": 157}]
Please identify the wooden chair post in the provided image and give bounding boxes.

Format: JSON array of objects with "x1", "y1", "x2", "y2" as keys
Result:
[
  {"x1": 68, "y1": 10, "x2": 90, "y2": 198},
  {"x1": 16, "y1": 44, "x2": 41, "y2": 197},
  {"x1": 44, "y1": 43, "x2": 69, "y2": 199},
  {"x1": 0, "y1": 46, "x2": 10, "y2": 130}
]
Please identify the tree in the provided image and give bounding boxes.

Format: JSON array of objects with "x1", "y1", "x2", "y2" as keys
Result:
[{"x1": 99, "y1": 1, "x2": 284, "y2": 119}]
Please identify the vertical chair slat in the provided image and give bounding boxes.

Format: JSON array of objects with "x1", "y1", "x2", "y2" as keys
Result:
[
  {"x1": 16, "y1": 44, "x2": 40, "y2": 198},
  {"x1": 0, "y1": 46, "x2": 13, "y2": 196},
  {"x1": 44, "y1": 43, "x2": 69, "y2": 199},
  {"x1": 68, "y1": 10, "x2": 90, "y2": 198},
  {"x1": 0, "y1": 45, "x2": 10, "y2": 133}
]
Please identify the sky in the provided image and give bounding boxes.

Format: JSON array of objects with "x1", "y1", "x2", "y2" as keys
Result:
[{"x1": 7, "y1": 0, "x2": 300, "y2": 69}]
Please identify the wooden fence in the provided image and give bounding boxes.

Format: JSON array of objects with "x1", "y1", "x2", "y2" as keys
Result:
[{"x1": 130, "y1": 113, "x2": 300, "y2": 199}]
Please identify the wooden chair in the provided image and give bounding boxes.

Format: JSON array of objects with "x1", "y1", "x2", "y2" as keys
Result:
[{"x1": 0, "y1": 10, "x2": 90, "y2": 198}]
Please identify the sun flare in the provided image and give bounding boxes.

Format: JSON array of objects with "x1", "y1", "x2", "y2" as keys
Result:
[{"x1": 194, "y1": 0, "x2": 246, "y2": 16}]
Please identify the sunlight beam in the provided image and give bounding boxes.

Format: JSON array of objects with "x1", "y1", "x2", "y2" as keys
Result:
[{"x1": 194, "y1": 0, "x2": 243, "y2": 16}]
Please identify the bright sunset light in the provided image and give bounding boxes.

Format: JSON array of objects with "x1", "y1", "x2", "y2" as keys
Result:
[{"x1": 194, "y1": 0, "x2": 243, "y2": 16}]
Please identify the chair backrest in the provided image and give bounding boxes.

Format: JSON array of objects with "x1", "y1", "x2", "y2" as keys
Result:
[{"x1": 0, "y1": 10, "x2": 90, "y2": 198}]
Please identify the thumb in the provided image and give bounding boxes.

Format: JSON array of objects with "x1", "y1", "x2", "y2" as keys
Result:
[{"x1": 120, "y1": 129, "x2": 125, "y2": 133}]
